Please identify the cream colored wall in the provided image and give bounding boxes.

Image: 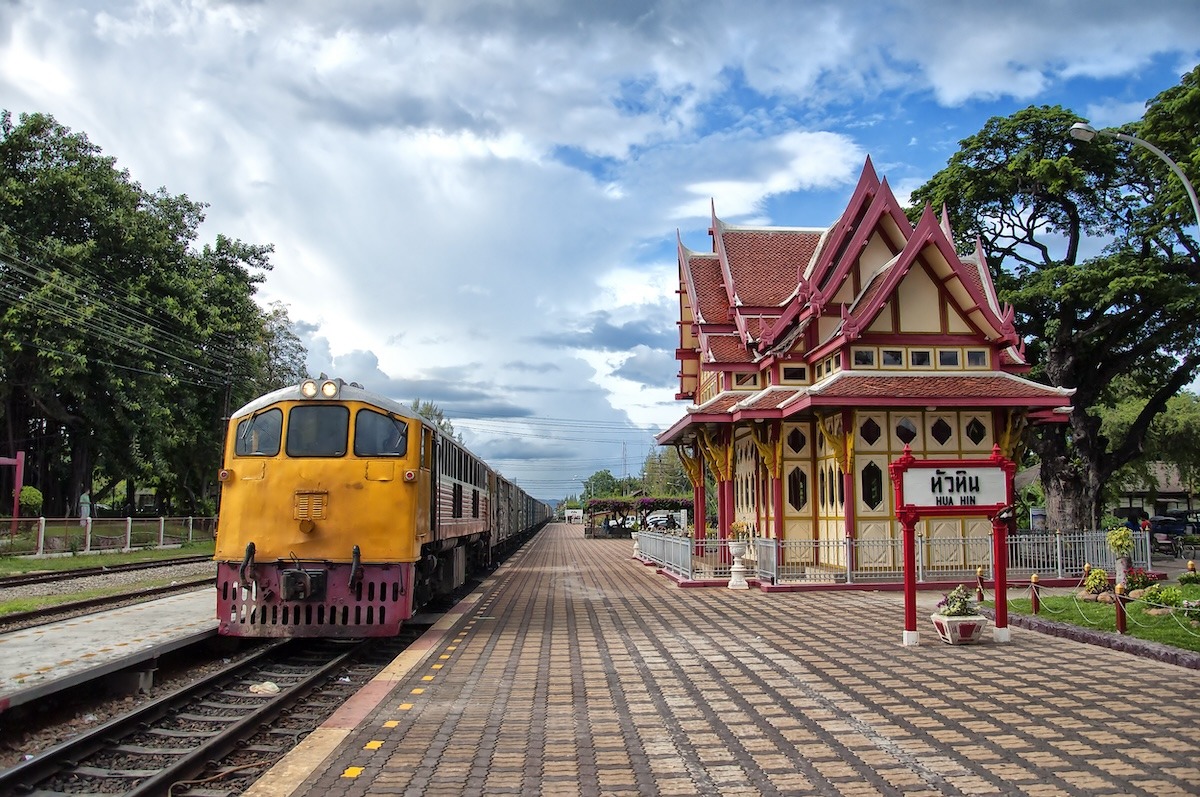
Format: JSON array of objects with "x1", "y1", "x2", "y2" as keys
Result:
[
  {"x1": 897, "y1": 267, "x2": 941, "y2": 332},
  {"x1": 733, "y1": 430, "x2": 757, "y2": 531},
  {"x1": 780, "y1": 421, "x2": 813, "y2": 542},
  {"x1": 850, "y1": 409, "x2": 998, "y2": 571}
]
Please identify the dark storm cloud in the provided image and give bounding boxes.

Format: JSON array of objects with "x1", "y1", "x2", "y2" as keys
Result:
[
  {"x1": 533, "y1": 309, "x2": 675, "y2": 352},
  {"x1": 285, "y1": 81, "x2": 490, "y2": 135},
  {"x1": 503, "y1": 360, "x2": 563, "y2": 374},
  {"x1": 473, "y1": 437, "x2": 577, "y2": 462},
  {"x1": 613, "y1": 348, "x2": 678, "y2": 388}
]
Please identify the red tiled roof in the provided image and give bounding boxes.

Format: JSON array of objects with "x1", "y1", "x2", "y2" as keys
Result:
[
  {"x1": 736, "y1": 388, "x2": 805, "y2": 410},
  {"x1": 705, "y1": 334, "x2": 754, "y2": 363},
  {"x1": 721, "y1": 228, "x2": 821, "y2": 306},
  {"x1": 740, "y1": 315, "x2": 776, "y2": 340},
  {"x1": 686, "y1": 254, "x2": 728, "y2": 325},
  {"x1": 692, "y1": 392, "x2": 742, "y2": 414},
  {"x1": 809, "y1": 372, "x2": 1072, "y2": 403}
]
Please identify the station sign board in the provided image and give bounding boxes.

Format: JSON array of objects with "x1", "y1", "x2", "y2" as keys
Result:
[
  {"x1": 900, "y1": 465, "x2": 1008, "y2": 509},
  {"x1": 889, "y1": 445, "x2": 1014, "y2": 516}
]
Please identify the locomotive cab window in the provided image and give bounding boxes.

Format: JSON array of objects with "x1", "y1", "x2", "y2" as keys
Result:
[
  {"x1": 286, "y1": 405, "x2": 349, "y2": 457},
  {"x1": 354, "y1": 409, "x2": 409, "y2": 457},
  {"x1": 235, "y1": 408, "x2": 282, "y2": 456}
]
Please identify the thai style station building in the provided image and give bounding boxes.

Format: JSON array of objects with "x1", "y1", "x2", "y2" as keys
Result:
[{"x1": 656, "y1": 159, "x2": 1075, "y2": 572}]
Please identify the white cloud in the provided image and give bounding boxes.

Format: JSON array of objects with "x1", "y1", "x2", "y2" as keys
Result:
[{"x1": 1, "y1": 0, "x2": 1196, "y2": 498}]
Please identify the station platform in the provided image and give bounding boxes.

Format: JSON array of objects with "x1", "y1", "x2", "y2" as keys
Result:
[
  {"x1": 249, "y1": 524, "x2": 1200, "y2": 797},
  {"x1": 0, "y1": 589, "x2": 217, "y2": 712}
]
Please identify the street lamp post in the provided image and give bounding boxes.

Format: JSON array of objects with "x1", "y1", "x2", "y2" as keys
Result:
[{"x1": 1068, "y1": 122, "x2": 1200, "y2": 230}]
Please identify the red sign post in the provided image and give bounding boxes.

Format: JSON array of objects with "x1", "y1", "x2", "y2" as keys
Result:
[
  {"x1": 888, "y1": 444, "x2": 1015, "y2": 646},
  {"x1": 1, "y1": 451, "x2": 26, "y2": 541}
]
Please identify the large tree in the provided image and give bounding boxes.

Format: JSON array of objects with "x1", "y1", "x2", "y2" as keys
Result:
[
  {"x1": 0, "y1": 111, "x2": 289, "y2": 515},
  {"x1": 910, "y1": 67, "x2": 1200, "y2": 530}
]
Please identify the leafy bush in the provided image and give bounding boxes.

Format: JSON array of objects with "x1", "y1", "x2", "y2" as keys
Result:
[
  {"x1": 18, "y1": 486, "x2": 43, "y2": 516},
  {"x1": 1124, "y1": 567, "x2": 1159, "y2": 591},
  {"x1": 1143, "y1": 583, "x2": 1183, "y2": 608},
  {"x1": 1106, "y1": 527, "x2": 1134, "y2": 557},
  {"x1": 1084, "y1": 567, "x2": 1110, "y2": 594},
  {"x1": 1179, "y1": 570, "x2": 1200, "y2": 586}
]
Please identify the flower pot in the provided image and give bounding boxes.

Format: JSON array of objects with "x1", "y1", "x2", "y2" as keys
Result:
[
  {"x1": 728, "y1": 539, "x2": 748, "y2": 558},
  {"x1": 930, "y1": 613, "x2": 987, "y2": 644}
]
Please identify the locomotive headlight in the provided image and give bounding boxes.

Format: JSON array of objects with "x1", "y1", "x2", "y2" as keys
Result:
[
  {"x1": 300, "y1": 379, "x2": 319, "y2": 398},
  {"x1": 320, "y1": 379, "x2": 340, "y2": 398}
]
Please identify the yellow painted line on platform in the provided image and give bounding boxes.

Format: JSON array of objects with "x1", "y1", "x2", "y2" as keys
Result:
[
  {"x1": 398, "y1": 703, "x2": 414, "y2": 711},
  {"x1": 384, "y1": 720, "x2": 400, "y2": 727},
  {"x1": 431, "y1": 664, "x2": 443, "y2": 669},
  {"x1": 411, "y1": 687, "x2": 425, "y2": 694},
  {"x1": 439, "y1": 654, "x2": 451, "y2": 659},
  {"x1": 421, "y1": 675, "x2": 435, "y2": 681},
  {"x1": 341, "y1": 766, "x2": 364, "y2": 778},
  {"x1": 364, "y1": 740, "x2": 383, "y2": 750}
]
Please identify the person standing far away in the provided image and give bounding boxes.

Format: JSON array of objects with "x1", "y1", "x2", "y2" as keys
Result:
[{"x1": 79, "y1": 492, "x2": 91, "y2": 527}]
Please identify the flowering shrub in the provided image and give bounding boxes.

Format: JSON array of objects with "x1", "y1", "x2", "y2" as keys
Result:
[
  {"x1": 729, "y1": 520, "x2": 751, "y2": 539},
  {"x1": 1124, "y1": 567, "x2": 1159, "y2": 591},
  {"x1": 936, "y1": 584, "x2": 979, "y2": 616},
  {"x1": 1179, "y1": 570, "x2": 1200, "y2": 586},
  {"x1": 1083, "y1": 567, "x2": 1110, "y2": 594}
]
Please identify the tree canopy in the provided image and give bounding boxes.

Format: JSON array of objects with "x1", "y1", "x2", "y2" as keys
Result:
[
  {"x1": 909, "y1": 65, "x2": 1200, "y2": 529},
  {"x1": 0, "y1": 111, "x2": 306, "y2": 516}
]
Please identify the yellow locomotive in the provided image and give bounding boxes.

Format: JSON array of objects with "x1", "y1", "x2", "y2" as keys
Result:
[{"x1": 214, "y1": 377, "x2": 549, "y2": 638}]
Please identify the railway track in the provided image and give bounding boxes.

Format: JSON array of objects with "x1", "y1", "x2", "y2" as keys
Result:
[
  {"x1": 0, "y1": 555, "x2": 213, "y2": 588},
  {"x1": 0, "y1": 630, "x2": 423, "y2": 796}
]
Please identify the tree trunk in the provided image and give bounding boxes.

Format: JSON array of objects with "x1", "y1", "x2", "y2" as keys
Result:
[{"x1": 1037, "y1": 453, "x2": 1103, "y2": 532}]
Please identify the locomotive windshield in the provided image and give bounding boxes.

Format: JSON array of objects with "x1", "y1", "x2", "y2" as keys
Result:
[
  {"x1": 235, "y1": 408, "x2": 282, "y2": 456},
  {"x1": 286, "y1": 405, "x2": 349, "y2": 457},
  {"x1": 354, "y1": 409, "x2": 409, "y2": 457}
]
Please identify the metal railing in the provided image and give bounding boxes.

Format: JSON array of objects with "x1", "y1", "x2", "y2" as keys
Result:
[
  {"x1": 634, "y1": 529, "x2": 1152, "y2": 585},
  {"x1": 0, "y1": 516, "x2": 218, "y2": 558}
]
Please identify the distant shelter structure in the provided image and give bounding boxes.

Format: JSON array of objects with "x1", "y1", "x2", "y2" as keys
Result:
[{"x1": 656, "y1": 159, "x2": 1075, "y2": 571}]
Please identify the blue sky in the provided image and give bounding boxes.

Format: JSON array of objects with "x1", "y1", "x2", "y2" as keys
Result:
[{"x1": 1, "y1": 1, "x2": 1197, "y2": 501}]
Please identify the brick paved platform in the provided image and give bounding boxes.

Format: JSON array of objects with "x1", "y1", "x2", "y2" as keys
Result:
[{"x1": 254, "y1": 524, "x2": 1200, "y2": 796}]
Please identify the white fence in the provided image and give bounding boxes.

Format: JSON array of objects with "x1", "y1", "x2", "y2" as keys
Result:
[
  {"x1": 635, "y1": 529, "x2": 1152, "y2": 585},
  {"x1": 0, "y1": 516, "x2": 218, "y2": 557}
]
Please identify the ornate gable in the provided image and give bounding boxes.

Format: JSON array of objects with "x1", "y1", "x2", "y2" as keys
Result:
[{"x1": 665, "y1": 156, "x2": 1068, "y2": 432}]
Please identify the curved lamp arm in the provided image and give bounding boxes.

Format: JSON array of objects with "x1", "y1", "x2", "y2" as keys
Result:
[{"x1": 1069, "y1": 122, "x2": 1200, "y2": 231}]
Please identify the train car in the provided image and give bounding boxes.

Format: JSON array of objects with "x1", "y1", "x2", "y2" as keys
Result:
[{"x1": 213, "y1": 377, "x2": 550, "y2": 638}]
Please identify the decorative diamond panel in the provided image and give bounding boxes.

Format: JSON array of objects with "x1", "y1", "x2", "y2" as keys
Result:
[
  {"x1": 788, "y1": 428, "x2": 806, "y2": 453},
  {"x1": 896, "y1": 418, "x2": 917, "y2": 445},
  {"x1": 932, "y1": 418, "x2": 953, "y2": 445},
  {"x1": 859, "y1": 418, "x2": 881, "y2": 445},
  {"x1": 787, "y1": 467, "x2": 807, "y2": 511},
  {"x1": 861, "y1": 462, "x2": 884, "y2": 509},
  {"x1": 966, "y1": 417, "x2": 987, "y2": 445}
]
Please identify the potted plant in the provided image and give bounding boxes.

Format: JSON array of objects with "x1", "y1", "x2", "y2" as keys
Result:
[
  {"x1": 728, "y1": 520, "x2": 751, "y2": 558},
  {"x1": 930, "y1": 584, "x2": 988, "y2": 644},
  {"x1": 1107, "y1": 526, "x2": 1134, "y2": 586}
]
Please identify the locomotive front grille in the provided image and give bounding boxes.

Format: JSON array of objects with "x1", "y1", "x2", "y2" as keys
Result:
[
  {"x1": 294, "y1": 490, "x2": 328, "y2": 520},
  {"x1": 216, "y1": 561, "x2": 410, "y2": 638}
]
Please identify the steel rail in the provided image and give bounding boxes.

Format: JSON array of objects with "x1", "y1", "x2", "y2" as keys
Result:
[
  {"x1": 0, "y1": 638, "x2": 365, "y2": 795},
  {"x1": 0, "y1": 555, "x2": 213, "y2": 588}
]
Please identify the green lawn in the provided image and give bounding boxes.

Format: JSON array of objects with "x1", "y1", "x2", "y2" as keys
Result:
[
  {"x1": 1004, "y1": 582, "x2": 1200, "y2": 654},
  {"x1": 0, "y1": 541, "x2": 215, "y2": 575}
]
